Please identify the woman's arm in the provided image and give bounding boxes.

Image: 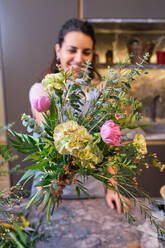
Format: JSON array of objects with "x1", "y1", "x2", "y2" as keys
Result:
[
  {"x1": 29, "y1": 83, "x2": 48, "y2": 126},
  {"x1": 31, "y1": 107, "x2": 45, "y2": 127},
  {"x1": 105, "y1": 166, "x2": 130, "y2": 214}
]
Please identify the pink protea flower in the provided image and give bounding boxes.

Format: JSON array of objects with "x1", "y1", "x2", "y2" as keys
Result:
[
  {"x1": 32, "y1": 96, "x2": 51, "y2": 112},
  {"x1": 100, "y1": 120, "x2": 121, "y2": 146}
]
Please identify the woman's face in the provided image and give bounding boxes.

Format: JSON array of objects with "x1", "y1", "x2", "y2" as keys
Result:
[{"x1": 55, "y1": 31, "x2": 94, "y2": 74}]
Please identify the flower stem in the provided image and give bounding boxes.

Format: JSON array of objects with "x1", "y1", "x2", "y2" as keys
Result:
[{"x1": 46, "y1": 195, "x2": 53, "y2": 224}]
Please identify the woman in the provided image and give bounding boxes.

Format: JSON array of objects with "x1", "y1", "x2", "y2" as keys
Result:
[{"x1": 29, "y1": 18, "x2": 129, "y2": 214}]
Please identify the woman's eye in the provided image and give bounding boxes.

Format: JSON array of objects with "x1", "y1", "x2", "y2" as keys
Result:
[
  {"x1": 83, "y1": 50, "x2": 93, "y2": 56},
  {"x1": 83, "y1": 51, "x2": 91, "y2": 56},
  {"x1": 67, "y1": 49, "x2": 92, "y2": 56},
  {"x1": 68, "y1": 49, "x2": 76, "y2": 53}
]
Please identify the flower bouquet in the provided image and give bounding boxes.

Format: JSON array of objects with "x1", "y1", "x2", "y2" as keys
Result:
[{"x1": 8, "y1": 55, "x2": 165, "y2": 234}]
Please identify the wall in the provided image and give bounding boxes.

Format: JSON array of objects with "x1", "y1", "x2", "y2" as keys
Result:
[
  {"x1": 0, "y1": 70, "x2": 5, "y2": 127},
  {"x1": 83, "y1": 0, "x2": 165, "y2": 19},
  {"x1": 0, "y1": 31, "x2": 5, "y2": 129},
  {"x1": 0, "y1": 0, "x2": 77, "y2": 187}
]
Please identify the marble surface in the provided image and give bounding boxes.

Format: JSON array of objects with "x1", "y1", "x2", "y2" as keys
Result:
[{"x1": 27, "y1": 198, "x2": 165, "y2": 248}]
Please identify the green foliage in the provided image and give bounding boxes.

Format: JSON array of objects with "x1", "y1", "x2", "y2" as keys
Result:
[
  {"x1": 0, "y1": 185, "x2": 44, "y2": 248},
  {"x1": 0, "y1": 126, "x2": 18, "y2": 169},
  {"x1": 0, "y1": 127, "x2": 44, "y2": 247}
]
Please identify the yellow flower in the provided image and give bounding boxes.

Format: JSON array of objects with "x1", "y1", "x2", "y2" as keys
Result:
[
  {"x1": 42, "y1": 73, "x2": 65, "y2": 92},
  {"x1": 20, "y1": 215, "x2": 30, "y2": 227},
  {"x1": 0, "y1": 215, "x2": 30, "y2": 232},
  {"x1": 79, "y1": 144, "x2": 103, "y2": 169},
  {"x1": 0, "y1": 223, "x2": 16, "y2": 231},
  {"x1": 133, "y1": 134, "x2": 147, "y2": 155},
  {"x1": 54, "y1": 121, "x2": 93, "y2": 155},
  {"x1": 80, "y1": 161, "x2": 96, "y2": 169},
  {"x1": 54, "y1": 121, "x2": 103, "y2": 168}
]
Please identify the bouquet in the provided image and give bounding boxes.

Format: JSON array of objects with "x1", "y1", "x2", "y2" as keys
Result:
[{"x1": 8, "y1": 55, "x2": 165, "y2": 234}]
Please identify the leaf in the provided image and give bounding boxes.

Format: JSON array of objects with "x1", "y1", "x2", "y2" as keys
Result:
[
  {"x1": 124, "y1": 113, "x2": 132, "y2": 126},
  {"x1": 131, "y1": 112, "x2": 139, "y2": 125},
  {"x1": 77, "y1": 183, "x2": 90, "y2": 198},
  {"x1": 75, "y1": 78, "x2": 88, "y2": 86},
  {"x1": 26, "y1": 190, "x2": 42, "y2": 209},
  {"x1": 17, "y1": 170, "x2": 36, "y2": 185},
  {"x1": 52, "y1": 183, "x2": 58, "y2": 190},
  {"x1": 78, "y1": 186, "x2": 90, "y2": 198},
  {"x1": 117, "y1": 157, "x2": 122, "y2": 163},
  {"x1": 9, "y1": 232, "x2": 24, "y2": 248},
  {"x1": 42, "y1": 188, "x2": 51, "y2": 205},
  {"x1": 122, "y1": 81, "x2": 131, "y2": 89},
  {"x1": 109, "y1": 95, "x2": 119, "y2": 100},
  {"x1": 49, "y1": 95, "x2": 58, "y2": 126},
  {"x1": 8, "y1": 130, "x2": 39, "y2": 154},
  {"x1": 76, "y1": 186, "x2": 80, "y2": 198},
  {"x1": 8, "y1": 129, "x2": 22, "y2": 142},
  {"x1": 15, "y1": 223, "x2": 27, "y2": 245},
  {"x1": 24, "y1": 154, "x2": 40, "y2": 161},
  {"x1": 26, "y1": 135, "x2": 39, "y2": 145},
  {"x1": 26, "y1": 161, "x2": 46, "y2": 170},
  {"x1": 41, "y1": 137, "x2": 53, "y2": 145}
]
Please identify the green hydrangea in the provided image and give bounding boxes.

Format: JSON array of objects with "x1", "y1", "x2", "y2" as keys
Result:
[
  {"x1": 54, "y1": 121, "x2": 103, "y2": 168},
  {"x1": 42, "y1": 72, "x2": 65, "y2": 92},
  {"x1": 79, "y1": 144, "x2": 103, "y2": 169},
  {"x1": 54, "y1": 121, "x2": 93, "y2": 155}
]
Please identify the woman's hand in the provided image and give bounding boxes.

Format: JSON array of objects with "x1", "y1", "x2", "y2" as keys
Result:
[
  {"x1": 106, "y1": 164, "x2": 130, "y2": 214},
  {"x1": 105, "y1": 188, "x2": 130, "y2": 214},
  {"x1": 105, "y1": 188, "x2": 122, "y2": 214}
]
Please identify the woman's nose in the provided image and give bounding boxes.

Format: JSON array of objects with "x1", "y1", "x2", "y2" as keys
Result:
[{"x1": 74, "y1": 51, "x2": 84, "y2": 64}]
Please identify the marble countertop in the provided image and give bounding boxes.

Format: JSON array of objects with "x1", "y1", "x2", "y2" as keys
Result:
[{"x1": 27, "y1": 198, "x2": 165, "y2": 248}]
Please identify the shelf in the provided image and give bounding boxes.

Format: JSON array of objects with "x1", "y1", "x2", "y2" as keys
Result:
[
  {"x1": 90, "y1": 20, "x2": 165, "y2": 34},
  {"x1": 97, "y1": 64, "x2": 165, "y2": 69}
]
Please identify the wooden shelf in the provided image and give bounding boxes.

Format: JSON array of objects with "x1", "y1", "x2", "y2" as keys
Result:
[{"x1": 97, "y1": 64, "x2": 165, "y2": 69}]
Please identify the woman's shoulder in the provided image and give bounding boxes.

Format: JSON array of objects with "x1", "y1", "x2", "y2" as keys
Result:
[
  {"x1": 29, "y1": 82, "x2": 47, "y2": 104},
  {"x1": 30, "y1": 82, "x2": 43, "y2": 91}
]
